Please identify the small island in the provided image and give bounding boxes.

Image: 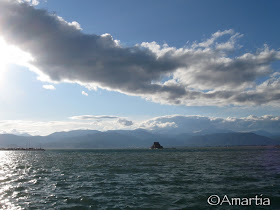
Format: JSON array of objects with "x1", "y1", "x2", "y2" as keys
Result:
[{"x1": 150, "y1": 142, "x2": 163, "y2": 149}]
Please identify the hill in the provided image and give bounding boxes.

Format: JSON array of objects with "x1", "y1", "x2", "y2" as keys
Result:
[{"x1": 0, "y1": 129, "x2": 279, "y2": 149}]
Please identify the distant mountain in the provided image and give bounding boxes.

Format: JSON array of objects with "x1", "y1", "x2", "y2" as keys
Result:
[
  {"x1": 0, "y1": 134, "x2": 43, "y2": 148},
  {"x1": 270, "y1": 135, "x2": 280, "y2": 142},
  {"x1": 249, "y1": 130, "x2": 273, "y2": 137},
  {"x1": 15, "y1": 132, "x2": 32, "y2": 137},
  {"x1": 151, "y1": 126, "x2": 234, "y2": 136},
  {"x1": 181, "y1": 133, "x2": 277, "y2": 147},
  {"x1": 107, "y1": 129, "x2": 156, "y2": 139},
  {"x1": 43, "y1": 132, "x2": 152, "y2": 149},
  {"x1": 0, "y1": 130, "x2": 279, "y2": 149},
  {"x1": 47, "y1": 130, "x2": 101, "y2": 139},
  {"x1": 1, "y1": 132, "x2": 32, "y2": 137},
  {"x1": 191, "y1": 128, "x2": 233, "y2": 135},
  {"x1": 250, "y1": 130, "x2": 280, "y2": 138}
]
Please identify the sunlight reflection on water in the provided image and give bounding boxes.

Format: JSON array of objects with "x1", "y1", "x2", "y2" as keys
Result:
[
  {"x1": 0, "y1": 151, "x2": 23, "y2": 209},
  {"x1": 0, "y1": 148, "x2": 279, "y2": 209}
]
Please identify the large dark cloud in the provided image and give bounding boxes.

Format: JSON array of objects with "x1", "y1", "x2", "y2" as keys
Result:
[
  {"x1": 1, "y1": 0, "x2": 280, "y2": 106},
  {"x1": 0, "y1": 1, "x2": 180, "y2": 90}
]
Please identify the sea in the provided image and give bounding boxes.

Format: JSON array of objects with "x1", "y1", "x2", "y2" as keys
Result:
[{"x1": 0, "y1": 147, "x2": 279, "y2": 209}]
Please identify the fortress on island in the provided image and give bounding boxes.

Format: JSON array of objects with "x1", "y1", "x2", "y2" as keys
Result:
[{"x1": 150, "y1": 142, "x2": 163, "y2": 149}]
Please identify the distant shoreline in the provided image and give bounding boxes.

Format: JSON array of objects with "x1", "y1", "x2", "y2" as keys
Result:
[
  {"x1": 0, "y1": 148, "x2": 45, "y2": 151},
  {"x1": 2, "y1": 145, "x2": 276, "y2": 151},
  {"x1": 0, "y1": 145, "x2": 279, "y2": 151}
]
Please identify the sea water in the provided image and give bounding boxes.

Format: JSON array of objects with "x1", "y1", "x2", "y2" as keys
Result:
[{"x1": 0, "y1": 147, "x2": 279, "y2": 209}]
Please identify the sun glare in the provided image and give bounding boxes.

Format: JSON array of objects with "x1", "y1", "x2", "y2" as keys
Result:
[{"x1": 0, "y1": 37, "x2": 33, "y2": 83}]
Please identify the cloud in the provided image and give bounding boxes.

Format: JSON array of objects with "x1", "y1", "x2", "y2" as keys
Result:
[
  {"x1": 18, "y1": 0, "x2": 40, "y2": 6},
  {"x1": 0, "y1": 1, "x2": 280, "y2": 106},
  {"x1": 42, "y1": 84, "x2": 55, "y2": 90},
  {"x1": 69, "y1": 115, "x2": 119, "y2": 120},
  {"x1": 0, "y1": 128, "x2": 31, "y2": 136},
  {"x1": 81, "y1": 91, "x2": 88, "y2": 96},
  {"x1": 0, "y1": 115, "x2": 279, "y2": 136},
  {"x1": 118, "y1": 118, "x2": 133, "y2": 126},
  {"x1": 140, "y1": 115, "x2": 280, "y2": 134},
  {"x1": 0, "y1": 119, "x2": 128, "y2": 136},
  {"x1": 70, "y1": 115, "x2": 134, "y2": 126}
]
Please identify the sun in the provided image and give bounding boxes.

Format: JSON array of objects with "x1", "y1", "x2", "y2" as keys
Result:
[
  {"x1": 0, "y1": 37, "x2": 33, "y2": 84},
  {"x1": 0, "y1": 38, "x2": 10, "y2": 86},
  {"x1": 0, "y1": 37, "x2": 33, "y2": 67},
  {"x1": 0, "y1": 38, "x2": 9, "y2": 72}
]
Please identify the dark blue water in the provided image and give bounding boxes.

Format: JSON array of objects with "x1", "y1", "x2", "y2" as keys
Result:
[{"x1": 0, "y1": 147, "x2": 279, "y2": 209}]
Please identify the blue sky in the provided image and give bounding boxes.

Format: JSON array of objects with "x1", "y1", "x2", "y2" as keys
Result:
[{"x1": 0, "y1": 0, "x2": 280, "y2": 135}]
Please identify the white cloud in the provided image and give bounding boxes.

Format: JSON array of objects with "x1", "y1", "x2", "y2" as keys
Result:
[
  {"x1": 0, "y1": 115, "x2": 279, "y2": 136},
  {"x1": 57, "y1": 16, "x2": 82, "y2": 31},
  {"x1": 42, "y1": 84, "x2": 55, "y2": 90},
  {"x1": 0, "y1": 117, "x2": 136, "y2": 136},
  {"x1": 0, "y1": 1, "x2": 280, "y2": 106},
  {"x1": 140, "y1": 115, "x2": 280, "y2": 134},
  {"x1": 81, "y1": 91, "x2": 88, "y2": 96},
  {"x1": 69, "y1": 115, "x2": 119, "y2": 120},
  {"x1": 71, "y1": 115, "x2": 134, "y2": 126},
  {"x1": 17, "y1": 0, "x2": 40, "y2": 6},
  {"x1": 0, "y1": 128, "x2": 31, "y2": 136}
]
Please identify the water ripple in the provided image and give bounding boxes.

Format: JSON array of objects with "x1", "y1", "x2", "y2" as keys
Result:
[{"x1": 0, "y1": 147, "x2": 279, "y2": 209}]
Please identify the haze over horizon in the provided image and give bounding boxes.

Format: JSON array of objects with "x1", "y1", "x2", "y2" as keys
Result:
[{"x1": 0, "y1": 0, "x2": 280, "y2": 136}]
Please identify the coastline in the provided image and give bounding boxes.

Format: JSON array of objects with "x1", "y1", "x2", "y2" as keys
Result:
[{"x1": 0, "y1": 148, "x2": 45, "y2": 151}]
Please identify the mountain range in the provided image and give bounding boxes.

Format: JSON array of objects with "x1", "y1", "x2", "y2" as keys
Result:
[{"x1": 0, "y1": 129, "x2": 279, "y2": 149}]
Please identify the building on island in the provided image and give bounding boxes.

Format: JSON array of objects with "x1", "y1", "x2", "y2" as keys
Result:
[{"x1": 150, "y1": 142, "x2": 163, "y2": 149}]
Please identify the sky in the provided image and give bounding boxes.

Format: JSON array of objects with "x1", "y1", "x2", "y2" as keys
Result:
[{"x1": 0, "y1": 0, "x2": 280, "y2": 135}]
